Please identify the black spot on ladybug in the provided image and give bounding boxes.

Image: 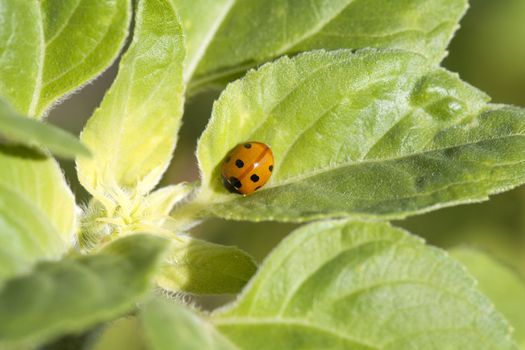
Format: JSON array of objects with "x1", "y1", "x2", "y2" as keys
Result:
[
  {"x1": 222, "y1": 175, "x2": 241, "y2": 194},
  {"x1": 250, "y1": 174, "x2": 260, "y2": 183},
  {"x1": 269, "y1": 165, "x2": 273, "y2": 172},
  {"x1": 244, "y1": 143, "x2": 252, "y2": 149},
  {"x1": 235, "y1": 159, "x2": 244, "y2": 168},
  {"x1": 255, "y1": 186, "x2": 261, "y2": 190},
  {"x1": 229, "y1": 177, "x2": 242, "y2": 189},
  {"x1": 224, "y1": 155, "x2": 231, "y2": 163}
]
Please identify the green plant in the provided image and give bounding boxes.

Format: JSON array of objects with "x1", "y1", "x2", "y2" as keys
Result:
[{"x1": 1, "y1": 0, "x2": 524, "y2": 348}]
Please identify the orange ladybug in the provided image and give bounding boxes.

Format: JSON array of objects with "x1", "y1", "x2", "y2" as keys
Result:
[{"x1": 221, "y1": 141, "x2": 274, "y2": 195}]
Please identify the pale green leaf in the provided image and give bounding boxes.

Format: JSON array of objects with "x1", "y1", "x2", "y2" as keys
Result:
[
  {"x1": 212, "y1": 220, "x2": 518, "y2": 349},
  {"x1": 0, "y1": 145, "x2": 77, "y2": 241},
  {"x1": 140, "y1": 298, "x2": 237, "y2": 350},
  {"x1": 451, "y1": 248, "x2": 525, "y2": 348},
  {"x1": 0, "y1": 0, "x2": 131, "y2": 118},
  {"x1": 91, "y1": 300, "x2": 237, "y2": 350},
  {"x1": 192, "y1": 49, "x2": 525, "y2": 222},
  {"x1": 91, "y1": 317, "x2": 147, "y2": 350},
  {"x1": 0, "y1": 185, "x2": 65, "y2": 285},
  {"x1": 171, "y1": 0, "x2": 467, "y2": 88},
  {"x1": 77, "y1": 0, "x2": 185, "y2": 202},
  {"x1": 169, "y1": 0, "x2": 234, "y2": 83},
  {"x1": 77, "y1": 184, "x2": 191, "y2": 252},
  {"x1": 0, "y1": 234, "x2": 168, "y2": 349},
  {"x1": 143, "y1": 183, "x2": 192, "y2": 221},
  {"x1": 0, "y1": 98, "x2": 90, "y2": 158},
  {"x1": 156, "y1": 235, "x2": 257, "y2": 294}
]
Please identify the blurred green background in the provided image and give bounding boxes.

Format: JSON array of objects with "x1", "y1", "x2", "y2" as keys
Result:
[{"x1": 49, "y1": 0, "x2": 525, "y2": 284}]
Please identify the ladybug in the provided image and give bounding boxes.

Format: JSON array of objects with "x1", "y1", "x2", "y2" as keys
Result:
[{"x1": 221, "y1": 141, "x2": 274, "y2": 195}]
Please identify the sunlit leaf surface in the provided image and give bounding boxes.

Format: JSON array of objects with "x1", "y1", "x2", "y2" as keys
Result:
[
  {"x1": 0, "y1": 0, "x2": 130, "y2": 117},
  {"x1": 195, "y1": 49, "x2": 525, "y2": 222}
]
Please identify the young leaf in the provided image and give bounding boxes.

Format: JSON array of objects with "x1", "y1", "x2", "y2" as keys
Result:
[
  {"x1": 156, "y1": 236, "x2": 257, "y2": 294},
  {"x1": 77, "y1": 184, "x2": 191, "y2": 252},
  {"x1": 0, "y1": 185, "x2": 65, "y2": 285},
  {"x1": 451, "y1": 248, "x2": 525, "y2": 347},
  {"x1": 212, "y1": 220, "x2": 519, "y2": 349},
  {"x1": 194, "y1": 49, "x2": 525, "y2": 222},
  {"x1": 0, "y1": 98, "x2": 90, "y2": 159},
  {"x1": 140, "y1": 298, "x2": 236, "y2": 350},
  {"x1": 0, "y1": 145, "x2": 77, "y2": 241},
  {"x1": 0, "y1": 0, "x2": 131, "y2": 118},
  {"x1": 0, "y1": 234, "x2": 168, "y2": 349},
  {"x1": 171, "y1": 0, "x2": 467, "y2": 87},
  {"x1": 142, "y1": 184, "x2": 192, "y2": 223},
  {"x1": 77, "y1": 0, "x2": 185, "y2": 201}
]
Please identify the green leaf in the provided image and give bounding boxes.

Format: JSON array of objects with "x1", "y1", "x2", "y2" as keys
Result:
[
  {"x1": 77, "y1": 184, "x2": 191, "y2": 252},
  {"x1": 77, "y1": 0, "x2": 185, "y2": 202},
  {"x1": 0, "y1": 98, "x2": 90, "y2": 159},
  {"x1": 140, "y1": 298, "x2": 236, "y2": 350},
  {"x1": 0, "y1": 185, "x2": 65, "y2": 285},
  {"x1": 171, "y1": 0, "x2": 467, "y2": 88},
  {"x1": 212, "y1": 220, "x2": 518, "y2": 349},
  {"x1": 0, "y1": 145, "x2": 77, "y2": 240},
  {"x1": 193, "y1": 49, "x2": 525, "y2": 222},
  {"x1": 0, "y1": 234, "x2": 168, "y2": 349},
  {"x1": 91, "y1": 317, "x2": 147, "y2": 350},
  {"x1": 0, "y1": 0, "x2": 131, "y2": 118},
  {"x1": 451, "y1": 248, "x2": 525, "y2": 348},
  {"x1": 156, "y1": 235, "x2": 257, "y2": 294},
  {"x1": 142, "y1": 184, "x2": 192, "y2": 223}
]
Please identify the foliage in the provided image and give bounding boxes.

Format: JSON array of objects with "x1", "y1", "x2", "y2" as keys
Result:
[
  {"x1": 0, "y1": 234, "x2": 168, "y2": 349},
  {"x1": 452, "y1": 248, "x2": 525, "y2": 348},
  {"x1": 0, "y1": 98, "x2": 89, "y2": 158},
  {"x1": 0, "y1": 0, "x2": 524, "y2": 348}
]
